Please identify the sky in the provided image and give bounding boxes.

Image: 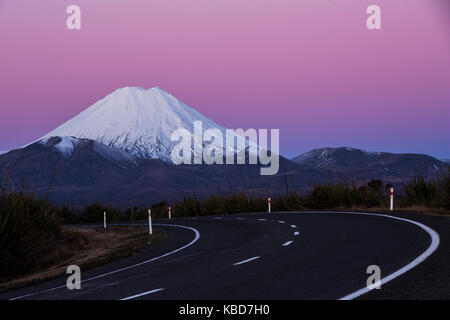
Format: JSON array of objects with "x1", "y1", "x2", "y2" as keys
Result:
[{"x1": 0, "y1": 0, "x2": 449, "y2": 159}]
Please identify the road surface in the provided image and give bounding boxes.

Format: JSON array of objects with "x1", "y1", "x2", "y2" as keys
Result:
[{"x1": 2, "y1": 211, "x2": 449, "y2": 300}]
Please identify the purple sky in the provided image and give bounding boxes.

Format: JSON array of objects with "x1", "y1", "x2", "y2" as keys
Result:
[{"x1": 0, "y1": 0, "x2": 449, "y2": 159}]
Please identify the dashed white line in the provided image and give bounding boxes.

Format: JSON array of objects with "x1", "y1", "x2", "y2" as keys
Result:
[
  {"x1": 233, "y1": 256, "x2": 260, "y2": 266},
  {"x1": 236, "y1": 218, "x2": 246, "y2": 220},
  {"x1": 290, "y1": 225, "x2": 297, "y2": 228},
  {"x1": 120, "y1": 288, "x2": 164, "y2": 300},
  {"x1": 282, "y1": 241, "x2": 293, "y2": 247},
  {"x1": 278, "y1": 220, "x2": 285, "y2": 224},
  {"x1": 258, "y1": 219, "x2": 267, "y2": 221},
  {"x1": 294, "y1": 231, "x2": 299, "y2": 236}
]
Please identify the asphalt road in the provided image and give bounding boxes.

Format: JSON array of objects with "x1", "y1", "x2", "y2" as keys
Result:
[{"x1": 1, "y1": 211, "x2": 449, "y2": 300}]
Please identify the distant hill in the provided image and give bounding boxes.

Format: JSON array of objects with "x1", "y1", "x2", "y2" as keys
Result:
[{"x1": 292, "y1": 147, "x2": 447, "y2": 183}]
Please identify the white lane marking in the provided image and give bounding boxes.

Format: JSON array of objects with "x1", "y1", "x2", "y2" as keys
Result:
[
  {"x1": 258, "y1": 219, "x2": 267, "y2": 221},
  {"x1": 282, "y1": 241, "x2": 293, "y2": 247},
  {"x1": 278, "y1": 220, "x2": 285, "y2": 224},
  {"x1": 318, "y1": 211, "x2": 440, "y2": 300},
  {"x1": 221, "y1": 210, "x2": 440, "y2": 300},
  {"x1": 294, "y1": 231, "x2": 299, "y2": 236},
  {"x1": 236, "y1": 218, "x2": 245, "y2": 220},
  {"x1": 9, "y1": 224, "x2": 200, "y2": 300},
  {"x1": 290, "y1": 225, "x2": 297, "y2": 228},
  {"x1": 120, "y1": 288, "x2": 164, "y2": 300},
  {"x1": 233, "y1": 256, "x2": 260, "y2": 266}
]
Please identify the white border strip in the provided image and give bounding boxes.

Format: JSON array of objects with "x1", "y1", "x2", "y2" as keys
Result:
[
  {"x1": 278, "y1": 210, "x2": 440, "y2": 300},
  {"x1": 332, "y1": 212, "x2": 440, "y2": 300},
  {"x1": 9, "y1": 224, "x2": 200, "y2": 300}
]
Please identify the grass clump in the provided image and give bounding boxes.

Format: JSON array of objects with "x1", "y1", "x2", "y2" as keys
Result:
[
  {"x1": 404, "y1": 167, "x2": 450, "y2": 210},
  {"x1": 0, "y1": 191, "x2": 86, "y2": 281}
]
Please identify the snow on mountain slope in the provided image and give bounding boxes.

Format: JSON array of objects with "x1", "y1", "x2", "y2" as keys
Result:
[
  {"x1": 292, "y1": 147, "x2": 382, "y2": 168},
  {"x1": 39, "y1": 136, "x2": 80, "y2": 156},
  {"x1": 37, "y1": 86, "x2": 248, "y2": 161},
  {"x1": 291, "y1": 147, "x2": 446, "y2": 176},
  {"x1": 38, "y1": 136, "x2": 136, "y2": 166}
]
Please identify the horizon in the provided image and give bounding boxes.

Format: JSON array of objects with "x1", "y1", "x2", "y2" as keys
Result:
[
  {"x1": 1, "y1": 0, "x2": 449, "y2": 159},
  {"x1": 0, "y1": 83, "x2": 449, "y2": 160}
]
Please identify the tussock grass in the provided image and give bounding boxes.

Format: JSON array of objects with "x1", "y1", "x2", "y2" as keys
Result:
[
  {"x1": 0, "y1": 190, "x2": 87, "y2": 281},
  {"x1": 403, "y1": 167, "x2": 450, "y2": 210}
]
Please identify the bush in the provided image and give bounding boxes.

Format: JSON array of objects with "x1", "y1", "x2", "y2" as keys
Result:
[
  {"x1": 441, "y1": 167, "x2": 450, "y2": 210},
  {"x1": 403, "y1": 167, "x2": 449, "y2": 210},
  {"x1": 0, "y1": 191, "x2": 63, "y2": 279}
]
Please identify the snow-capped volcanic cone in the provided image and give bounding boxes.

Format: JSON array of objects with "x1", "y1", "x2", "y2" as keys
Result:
[{"x1": 38, "y1": 86, "x2": 231, "y2": 161}]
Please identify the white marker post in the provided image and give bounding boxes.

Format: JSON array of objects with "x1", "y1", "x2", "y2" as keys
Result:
[
  {"x1": 168, "y1": 206, "x2": 172, "y2": 219},
  {"x1": 148, "y1": 209, "x2": 153, "y2": 235},
  {"x1": 103, "y1": 211, "x2": 106, "y2": 229},
  {"x1": 390, "y1": 188, "x2": 394, "y2": 211},
  {"x1": 268, "y1": 197, "x2": 271, "y2": 213}
]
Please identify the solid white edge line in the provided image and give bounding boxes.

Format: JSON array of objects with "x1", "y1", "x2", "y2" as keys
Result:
[
  {"x1": 324, "y1": 211, "x2": 440, "y2": 300},
  {"x1": 9, "y1": 224, "x2": 200, "y2": 300},
  {"x1": 233, "y1": 256, "x2": 260, "y2": 266},
  {"x1": 282, "y1": 241, "x2": 293, "y2": 247},
  {"x1": 120, "y1": 288, "x2": 164, "y2": 300},
  {"x1": 273, "y1": 210, "x2": 440, "y2": 300}
]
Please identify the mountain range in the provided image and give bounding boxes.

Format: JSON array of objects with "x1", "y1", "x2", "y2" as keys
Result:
[{"x1": 0, "y1": 87, "x2": 447, "y2": 207}]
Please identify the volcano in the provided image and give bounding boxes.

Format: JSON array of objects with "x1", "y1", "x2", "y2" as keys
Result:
[{"x1": 37, "y1": 86, "x2": 229, "y2": 161}]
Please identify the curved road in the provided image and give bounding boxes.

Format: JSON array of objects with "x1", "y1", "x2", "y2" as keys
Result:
[{"x1": 1, "y1": 211, "x2": 447, "y2": 300}]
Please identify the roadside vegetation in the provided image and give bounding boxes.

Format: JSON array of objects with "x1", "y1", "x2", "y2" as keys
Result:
[
  {"x1": 0, "y1": 182, "x2": 161, "y2": 289},
  {"x1": 0, "y1": 190, "x2": 75, "y2": 281},
  {"x1": 1, "y1": 167, "x2": 448, "y2": 287},
  {"x1": 58, "y1": 166, "x2": 450, "y2": 222},
  {"x1": 147, "y1": 167, "x2": 450, "y2": 218}
]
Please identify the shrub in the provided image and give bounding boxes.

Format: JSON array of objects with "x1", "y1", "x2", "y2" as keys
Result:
[{"x1": 0, "y1": 191, "x2": 63, "y2": 279}]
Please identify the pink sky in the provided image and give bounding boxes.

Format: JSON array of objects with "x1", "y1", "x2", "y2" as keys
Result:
[{"x1": 0, "y1": 0, "x2": 449, "y2": 158}]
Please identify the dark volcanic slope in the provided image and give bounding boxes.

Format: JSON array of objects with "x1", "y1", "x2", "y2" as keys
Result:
[
  {"x1": 1, "y1": 141, "x2": 447, "y2": 208},
  {"x1": 292, "y1": 147, "x2": 447, "y2": 184},
  {"x1": 0, "y1": 138, "x2": 317, "y2": 207}
]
